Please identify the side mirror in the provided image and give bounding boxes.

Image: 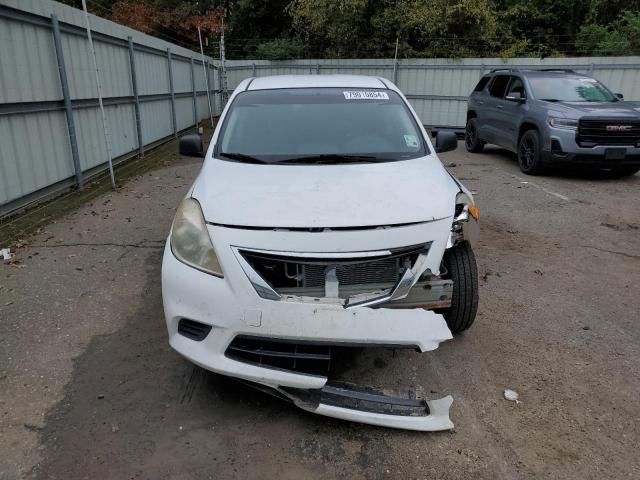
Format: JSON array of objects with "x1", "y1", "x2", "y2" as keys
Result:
[
  {"x1": 435, "y1": 131, "x2": 458, "y2": 154},
  {"x1": 505, "y1": 92, "x2": 525, "y2": 103},
  {"x1": 179, "y1": 134, "x2": 204, "y2": 158},
  {"x1": 615, "y1": 93, "x2": 624, "y2": 100}
]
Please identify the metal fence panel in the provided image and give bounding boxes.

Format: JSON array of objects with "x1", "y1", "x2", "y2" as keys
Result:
[
  {"x1": 172, "y1": 59, "x2": 192, "y2": 94},
  {"x1": 224, "y1": 57, "x2": 640, "y2": 128},
  {"x1": 0, "y1": 111, "x2": 72, "y2": 205},
  {"x1": 139, "y1": 99, "x2": 173, "y2": 145},
  {"x1": 134, "y1": 52, "x2": 170, "y2": 96},
  {"x1": 0, "y1": 17, "x2": 60, "y2": 103},
  {"x1": 0, "y1": 0, "x2": 218, "y2": 216}
]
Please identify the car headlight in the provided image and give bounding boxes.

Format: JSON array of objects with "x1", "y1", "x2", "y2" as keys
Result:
[
  {"x1": 548, "y1": 117, "x2": 578, "y2": 130},
  {"x1": 170, "y1": 198, "x2": 223, "y2": 277}
]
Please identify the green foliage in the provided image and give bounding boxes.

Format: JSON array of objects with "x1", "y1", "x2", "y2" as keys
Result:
[
  {"x1": 576, "y1": 11, "x2": 640, "y2": 55},
  {"x1": 255, "y1": 39, "x2": 305, "y2": 60},
  {"x1": 57, "y1": 0, "x2": 640, "y2": 58}
]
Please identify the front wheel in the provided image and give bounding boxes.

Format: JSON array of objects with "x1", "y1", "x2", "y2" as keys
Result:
[
  {"x1": 518, "y1": 129, "x2": 545, "y2": 175},
  {"x1": 440, "y1": 241, "x2": 479, "y2": 334},
  {"x1": 465, "y1": 118, "x2": 484, "y2": 153}
]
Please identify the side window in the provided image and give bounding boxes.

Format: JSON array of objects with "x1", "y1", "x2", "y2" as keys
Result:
[
  {"x1": 488, "y1": 75, "x2": 510, "y2": 98},
  {"x1": 473, "y1": 76, "x2": 491, "y2": 92},
  {"x1": 506, "y1": 76, "x2": 526, "y2": 98}
]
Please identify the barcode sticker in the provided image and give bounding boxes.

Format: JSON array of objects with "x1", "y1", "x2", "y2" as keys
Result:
[{"x1": 343, "y1": 91, "x2": 389, "y2": 100}]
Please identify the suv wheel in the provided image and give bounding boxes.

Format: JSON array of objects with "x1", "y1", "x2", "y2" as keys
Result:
[
  {"x1": 440, "y1": 241, "x2": 479, "y2": 334},
  {"x1": 518, "y1": 129, "x2": 545, "y2": 175},
  {"x1": 465, "y1": 118, "x2": 484, "y2": 153}
]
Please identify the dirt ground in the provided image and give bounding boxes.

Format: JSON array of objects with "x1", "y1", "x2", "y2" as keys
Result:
[{"x1": 1, "y1": 141, "x2": 639, "y2": 479}]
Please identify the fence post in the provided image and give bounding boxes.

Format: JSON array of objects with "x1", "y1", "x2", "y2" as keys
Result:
[
  {"x1": 217, "y1": 67, "x2": 223, "y2": 111},
  {"x1": 393, "y1": 60, "x2": 399, "y2": 84},
  {"x1": 51, "y1": 14, "x2": 84, "y2": 190},
  {"x1": 190, "y1": 58, "x2": 198, "y2": 126},
  {"x1": 204, "y1": 60, "x2": 214, "y2": 126},
  {"x1": 127, "y1": 37, "x2": 144, "y2": 157},
  {"x1": 317, "y1": 64, "x2": 321, "y2": 74},
  {"x1": 252, "y1": 63, "x2": 256, "y2": 76},
  {"x1": 167, "y1": 48, "x2": 177, "y2": 137}
]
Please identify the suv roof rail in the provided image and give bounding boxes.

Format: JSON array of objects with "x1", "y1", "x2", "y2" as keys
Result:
[
  {"x1": 535, "y1": 68, "x2": 576, "y2": 73},
  {"x1": 489, "y1": 68, "x2": 578, "y2": 74}
]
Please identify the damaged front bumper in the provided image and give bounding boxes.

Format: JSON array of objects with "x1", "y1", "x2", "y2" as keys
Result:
[
  {"x1": 162, "y1": 219, "x2": 458, "y2": 431},
  {"x1": 282, "y1": 384, "x2": 454, "y2": 431}
]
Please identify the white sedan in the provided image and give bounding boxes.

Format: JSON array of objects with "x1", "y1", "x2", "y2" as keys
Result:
[{"x1": 162, "y1": 75, "x2": 479, "y2": 431}]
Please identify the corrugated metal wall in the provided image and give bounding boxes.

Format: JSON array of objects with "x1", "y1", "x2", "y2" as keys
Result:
[
  {"x1": 224, "y1": 57, "x2": 640, "y2": 128},
  {"x1": 2, "y1": 0, "x2": 640, "y2": 216},
  {"x1": 0, "y1": 0, "x2": 220, "y2": 216}
]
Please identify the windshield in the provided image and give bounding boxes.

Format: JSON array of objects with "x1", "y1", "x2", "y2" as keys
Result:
[
  {"x1": 217, "y1": 88, "x2": 428, "y2": 164},
  {"x1": 529, "y1": 76, "x2": 617, "y2": 103}
]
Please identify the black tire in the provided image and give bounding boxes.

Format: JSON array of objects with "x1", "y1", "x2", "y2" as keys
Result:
[
  {"x1": 517, "y1": 129, "x2": 545, "y2": 175},
  {"x1": 610, "y1": 166, "x2": 640, "y2": 177},
  {"x1": 441, "y1": 241, "x2": 479, "y2": 334},
  {"x1": 465, "y1": 118, "x2": 484, "y2": 153}
]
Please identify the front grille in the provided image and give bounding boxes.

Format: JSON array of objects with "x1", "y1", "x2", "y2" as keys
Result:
[
  {"x1": 240, "y1": 244, "x2": 425, "y2": 299},
  {"x1": 226, "y1": 336, "x2": 332, "y2": 376},
  {"x1": 577, "y1": 118, "x2": 640, "y2": 147},
  {"x1": 178, "y1": 318, "x2": 212, "y2": 341}
]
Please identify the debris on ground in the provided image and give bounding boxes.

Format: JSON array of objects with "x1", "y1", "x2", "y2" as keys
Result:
[
  {"x1": 503, "y1": 389, "x2": 520, "y2": 403},
  {"x1": 446, "y1": 162, "x2": 457, "y2": 167},
  {"x1": 1, "y1": 248, "x2": 13, "y2": 263}
]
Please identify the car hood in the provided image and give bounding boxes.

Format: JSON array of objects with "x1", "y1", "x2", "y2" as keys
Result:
[
  {"x1": 191, "y1": 156, "x2": 460, "y2": 228},
  {"x1": 542, "y1": 100, "x2": 640, "y2": 119}
]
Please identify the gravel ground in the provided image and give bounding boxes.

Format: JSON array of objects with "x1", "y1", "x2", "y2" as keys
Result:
[{"x1": 1, "y1": 141, "x2": 639, "y2": 479}]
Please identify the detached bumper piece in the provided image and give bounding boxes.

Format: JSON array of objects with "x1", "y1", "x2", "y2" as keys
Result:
[{"x1": 280, "y1": 383, "x2": 454, "y2": 432}]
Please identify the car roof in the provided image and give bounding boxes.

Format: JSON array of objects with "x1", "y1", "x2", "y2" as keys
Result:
[{"x1": 246, "y1": 74, "x2": 391, "y2": 91}]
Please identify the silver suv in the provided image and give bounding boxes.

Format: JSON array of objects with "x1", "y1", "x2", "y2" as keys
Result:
[{"x1": 465, "y1": 69, "x2": 640, "y2": 176}]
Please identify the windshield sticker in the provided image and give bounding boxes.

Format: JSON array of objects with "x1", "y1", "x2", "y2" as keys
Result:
[
  {"x1": 343, "y1": 91, "x2": 389, "y2": 100},
  {"x1": 404, "y1": 134, "x2": 419, "y2": 148}
]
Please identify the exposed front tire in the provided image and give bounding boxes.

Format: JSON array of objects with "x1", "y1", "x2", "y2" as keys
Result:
[
  {"x1": 465, "y1": 118, "x2": 485, "y2": 153},
  {"x1": 441, "y1": 241, "x2": 478, "y2": 334},
  {"x1": 518, "y1": 129, "x2": 545, "y2": 175}
]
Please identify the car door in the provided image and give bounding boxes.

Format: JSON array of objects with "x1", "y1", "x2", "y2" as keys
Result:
[
  {"x1": 481, "y1": 75, "x2": 511, "y2": 145},
  {"x1": 494, "y1": 76, "x2": 528, "y2": 151}
]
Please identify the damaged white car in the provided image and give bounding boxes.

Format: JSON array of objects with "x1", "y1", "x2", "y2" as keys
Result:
[{"x1": 162, "y1": 75, "x2": 479, "y2": 431}]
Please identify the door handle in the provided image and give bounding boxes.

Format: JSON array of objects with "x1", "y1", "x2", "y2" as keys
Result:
[
  {"x1": 497, "y1": 104, "x2": 503, "y2": 109},
  {"x1": 478, "y1": 101, "x2": 484, "y2": 105}
]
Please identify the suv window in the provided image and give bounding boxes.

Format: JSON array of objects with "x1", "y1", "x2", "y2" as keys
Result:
[
  {"x1": 506, "y1": 76, "x2": 526, "y2": 98},
  {"x1": 528, "y1": 76, "x2": 617, "y2": 102},
  {"x1": 473, "y1": 76, "x2": 491, "y2": 92},
  {"x1": 488, "y1": 75, "x2": 510, "y2": 98}
]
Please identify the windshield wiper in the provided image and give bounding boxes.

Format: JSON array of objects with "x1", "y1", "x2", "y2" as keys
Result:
[
  {"x1": 278, "y1": 154, "x2": 380, "y2": 164},
  {"x1": 540, "y1": 98, "x2": 560, "y2": 102},
  {"x1": 218, "y1": 152, "x2": 270, "y2": 164}
]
